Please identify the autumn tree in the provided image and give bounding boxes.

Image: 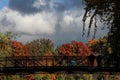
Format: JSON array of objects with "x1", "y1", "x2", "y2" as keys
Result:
[
  {"x1": 86, "y1": 36, "x2": 112, "y2": 54},
  {"x1": 58, "y1": 41, "x2": 92, "y2": 56},
  {"x1": 26, "y1": 38, "x2": 54, "y2": 56},
  {"x1": 82, "y1": 0, "x2": 120, "y2": 64},
  {"x1": 0, "y1": 32, "x2": 16, "y2": 57},
  {"x1": 86, "y1": 36, "x2": 112, "y2": 66},
  {"x1": 57, "y1": 41, "x2": 92, "y2": 66},
  {"x1": 10, "y1": 40, "x2": 28, "y2": 56}
]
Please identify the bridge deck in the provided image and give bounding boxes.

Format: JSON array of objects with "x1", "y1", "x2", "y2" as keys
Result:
[
  {"x1": 0, "y1": 66, "x2": 120, "y2": 74},
  {"x1": 0, "y1": 56, "x2": 119, "y2": 74}
]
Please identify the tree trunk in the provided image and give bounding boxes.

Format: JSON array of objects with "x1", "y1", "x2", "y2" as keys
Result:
[{"x1": 108, "y1": 0, "x2": 120, "y2": 66}]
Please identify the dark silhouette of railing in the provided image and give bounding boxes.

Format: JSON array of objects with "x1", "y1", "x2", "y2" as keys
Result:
[{"x1": 0, "y1": 56, "x2": 119, "y2": 74}]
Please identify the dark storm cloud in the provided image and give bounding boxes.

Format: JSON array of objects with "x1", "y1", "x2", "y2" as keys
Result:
[
  {"x1": 69, "y1": 0, "x2": 83, "y2": 7},
  {"x1": 9, "y1": 0, "x2": 39, "y2": 14},
  {"x1": 8, "y1": 0, "x2": 83, "y2": 14},
  {"x1": 52, "y1": 0, "x2": 83, "y2": 11}
]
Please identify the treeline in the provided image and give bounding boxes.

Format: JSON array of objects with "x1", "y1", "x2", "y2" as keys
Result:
[
  {"x1": 0, "y1": 32, "x2": 119, "y2": 80},
  {"x1": 0, "y1": 32, "x2": 112, "y2": 57}
]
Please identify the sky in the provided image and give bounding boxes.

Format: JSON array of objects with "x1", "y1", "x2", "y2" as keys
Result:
[
  {"x1": 0, "y1": 0, "x2": 108, "y2": 47},
  {"x1": 0, "y1": 0, "x2": 9, "y2": 9}
]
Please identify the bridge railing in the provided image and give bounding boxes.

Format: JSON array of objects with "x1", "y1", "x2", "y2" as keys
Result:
[{"x1": 0, "y1": 56, "x2": 119, "y2": 68}]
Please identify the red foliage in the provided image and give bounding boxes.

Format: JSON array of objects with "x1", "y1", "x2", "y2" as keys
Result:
[
  {"x1": 25, "y1": 74, "x2": 35, "y2": 80},
  {"x1": 58, "y1": 41, "x2": 92, "y2": 56},
  {"x1": 10, "y1": 41, "x2": 28, "y2": 56}
]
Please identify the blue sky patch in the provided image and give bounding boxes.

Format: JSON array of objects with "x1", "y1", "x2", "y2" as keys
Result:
[{"x1": 0, "y1": 0, "x2": 9, "y2": 9}]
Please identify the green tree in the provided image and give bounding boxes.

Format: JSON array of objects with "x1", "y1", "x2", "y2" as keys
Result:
[
  {"x1": 26, "y1": 38, "x2": 54, "y2": 56},
  {"x1": 0, "y1": 32, "x2": 16, "y2": 57}
]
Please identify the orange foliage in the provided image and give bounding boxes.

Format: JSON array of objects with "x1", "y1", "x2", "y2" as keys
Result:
[
  {"x1": 10, "y1": 41, "x2": 28, "y2": 56},
  {"x1": 43, "y1": 52, "x2": 53, "y2": 56},
  {"x1": 42, "y1": 52, "x2": 54, "y2": 66},
  {"x1": 58, "y1": 41, "x2": 92, "y2": 56},
  {"x1": 86, "y1": 39, "x2": 98, "y2": 47}
]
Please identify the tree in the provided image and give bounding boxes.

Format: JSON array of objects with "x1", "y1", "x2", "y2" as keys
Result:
[
  {"x1": 10, "y1": 40, "x2": 28, "y2": 56},
  {"x1": 86, "y1": 36, "x2": 112, "y2": 66},
  {"x1": 26, "y1": 38, "x2": 54, "y2": 56},
  {"x1": 86, "y1": 36, "x2": 112, "y2": 54},
  {"x1": 58, "y1": 40, "x2": 92, "y2": 56},
  {"x1": 82, "y1": 0, "x2": 120, "y2": 62},
  {"x1": 0, "y1": 32, "x2": 16, "y2": 57}
]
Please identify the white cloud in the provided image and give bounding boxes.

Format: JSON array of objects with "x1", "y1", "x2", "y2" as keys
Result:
[
  {"x1": 33, "y1": 0, "x2": 47, "y2": 9},
  {"x1": 63, "y1": 14, "x2": 73, "y2": 25},
  {"x1": 60, "y1": 10, "x2": 83, "y2": 32},
  {"x1": 0, "y1": 6, "x2": 108, "y2": 46},
  {"x1": 0, "y1": 7, "x2": 57, "y2": 35}
]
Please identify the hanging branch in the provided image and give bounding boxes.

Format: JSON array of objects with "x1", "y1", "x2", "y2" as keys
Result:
[
  {"x1": 82, "y1": 7, "x2": 90, "y2": 36},
  {"x1": 93, "y1": 16, "x2": 97, "y2": 39},
  {"x1": 82, "y1": 0, "x2": 115, "y2": 38},
  {"x1": 87, "y1": 8, "x2": 98, "y2": 37}
]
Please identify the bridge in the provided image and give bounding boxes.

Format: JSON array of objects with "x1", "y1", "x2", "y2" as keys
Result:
[{"x1": 0, "y1": 56, "x2": 119, "y2": 74}]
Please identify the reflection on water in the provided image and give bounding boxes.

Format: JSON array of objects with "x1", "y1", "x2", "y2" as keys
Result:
[{"x1": 0, "y1": 72, "x2": 120, "y2": 80}]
